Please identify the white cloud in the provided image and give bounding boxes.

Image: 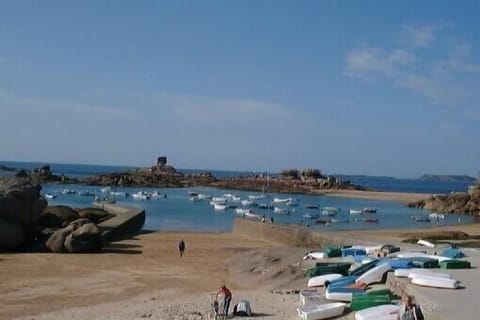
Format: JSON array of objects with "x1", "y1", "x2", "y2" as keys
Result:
[
  {"x1": 345, "y1": 25, "x2": 480, "y2": 113},
  {"x1": 0, "y1": 91, "x2": 131, "y2": 118},
  {"x1": 400, "y1": 25, "x2": 436, "y2": 48}
]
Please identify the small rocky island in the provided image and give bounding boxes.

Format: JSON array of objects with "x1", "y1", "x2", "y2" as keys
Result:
[{"x1": 84, "y1": 157, "x2": 364, "y2": 194}]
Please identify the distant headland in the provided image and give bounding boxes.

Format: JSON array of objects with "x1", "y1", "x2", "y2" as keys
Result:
[{"x1": 418, "y1": 174, "x2": 477, "y2": 183}]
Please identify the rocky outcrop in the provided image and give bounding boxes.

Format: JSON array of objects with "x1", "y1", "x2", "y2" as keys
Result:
[
  {"x1": 77, "y1": 208, "x2": 114, "y2": 224},
  {"x1": 0, "y1": 178, "x2": 48, "y2": 249},
  {"x1": 39, "y1": 205, "x2": 80, "y2": 228},
  {"x1": 409, "y1": 189, "x2": 480, "y2": 215},
  {"x1": 46, "y1": 219, "x2": 102, "y2": 253},
  {"x1": 84, "y1": 158, "x2": 363, "y2": 194},
  {"x1": 13, "y1": 165, "x2": 78, "y2": 184}
]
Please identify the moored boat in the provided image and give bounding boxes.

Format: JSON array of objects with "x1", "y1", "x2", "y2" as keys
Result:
[
  {"x1": 350, "y1": 209, "x2": 363, "y2": 214},
  {"x1": 213, "y1": 203, "x2": 228, "y2": 211},
  {"x1": 362, "y1": 208, "x2": 377, "y2": 213},
  {"x1": 273, "y1": 207, "x2": 289, "y2": 214},
  {"x1": 417, "y1": 239, "x2": 435, "y2": 248},
  {"x1": 45, "y1": 193, "x2": 56, "y2": 199},
  {"x1": 273, "y1": 197, "x2": 290, "y2": 203}
]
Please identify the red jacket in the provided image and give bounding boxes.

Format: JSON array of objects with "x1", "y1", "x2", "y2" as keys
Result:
[{"x1": 216, "y1": 287, "x2": 232, "y2": 298}]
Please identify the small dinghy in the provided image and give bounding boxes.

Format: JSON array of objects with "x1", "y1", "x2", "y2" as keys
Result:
[
  {"x1": 417, "y1": 239, "x2": 435, "y2": 248},
  {"x1": 355, "y1": 263, "x2": 391, "y2": 285},
  {"x1": 350, "y1": 293, "x2": 391, "y2": 311},
  {"x1": 411, "y1": 275, "x2": 459, "y2": 289},
  {"x1": 354, "y1": 304, "x2": 400, "y2": 320},
  {"x1": 325, "y1": 287, "x2": 365, "y2": 302},
  {"x1": 299, "y1": 290, "x2": 323, "y2": 306},
  {"x1": 408, "y1": 270, "x2": 452, "y2": 279},
  {"x1": 326, "y1": 275, "x2": 358, "y2": 288},
  {"x1": 308, "y1": 274, "x2": 343, "y2": 287},
  {"x1": 296, "y1": 302, "x2": 346, "y2": 320},
  {"x1": 304, "y1": 252, "x2": 326, "y2": 260},
  {"x1": 439, "y1": 259, "x2": 471, "y2": 269}
]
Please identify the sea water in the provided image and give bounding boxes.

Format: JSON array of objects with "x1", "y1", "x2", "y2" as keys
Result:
[{"x1": 2, "y1": 161, "x2": 477, "y2": 232}]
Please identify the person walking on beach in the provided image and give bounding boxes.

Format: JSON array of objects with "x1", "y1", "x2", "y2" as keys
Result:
[
  {"x1": 178, "y1": 238, "x2": 186, "y2": 257},
  {"x1": 216, "y1": 284, "x2": 232, "y2": 316},
  {"x1": 398, "y1": 294, "x2": 424, "y2": 320}
]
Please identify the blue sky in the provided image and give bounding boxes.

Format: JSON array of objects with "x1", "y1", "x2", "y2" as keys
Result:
[{"x1": 0, "y1": 1, "x2": 479, "y2": 177}]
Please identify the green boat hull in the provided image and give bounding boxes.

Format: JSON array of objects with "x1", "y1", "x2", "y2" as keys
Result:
[
  {"x1": 440, "y1": 259, "x2": 471, "y2": 269},
  {"x1": 350, "y1": 293, "x2": 392, "y2": 311},
  {"x1": 410, "y1": 257, "x2": 439, "y2": 268}
]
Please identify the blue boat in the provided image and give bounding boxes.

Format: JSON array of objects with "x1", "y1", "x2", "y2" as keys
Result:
[
  {"x1": 341, "y1": 247, "x2": 367, "y2": 257},
  {"x1": 326, "y1": 275, "x2": 358, "y2": 288}
]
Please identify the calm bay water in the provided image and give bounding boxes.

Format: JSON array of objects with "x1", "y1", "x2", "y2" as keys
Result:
[{"x1": 1, "y1": 161, "x2": 477, "y2": 232}]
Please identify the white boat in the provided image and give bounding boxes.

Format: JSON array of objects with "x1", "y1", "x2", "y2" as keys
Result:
[
  {"x1": 273, "y1": 197, "x2": 290, "y2": 203},
  {"x1": 417, "y1": 239, "x2": 436, "y2": 248},
  {"x1": 321, "y1": 210, "x2": 336, "y2": 216},
  {"x1": 241, "y1": 199, "x2": 255, "y2": 207},
  {"x1": 213, "y1": 203, "x2": 228, "y2": 211},
  {"x1": 248, "y1": 194, "x2": 264, "y2": 200},
  {"x1": 132, "y1": 191, "x2": 151, "y2": 200},
  {"x1": 350, "y1": 209, "x2": 363, "y2": 214},
  {"x1": 324, "y1": 289, "x2": 355, "y2": 302},
  {"x1": 231, "y1": 196, "x2": 241, "y2": 202},
  {"x1": 222, "y1": 193, "x2": 234, "y2": 199},
  {"x1": 244, "y1": 210, "x2": 262, "y2": 219},
  {"x1": 355, "y1": 263, "x2": 391, "y2": 285},
  {"x1": 212, "y1": 197, "x2": 227, "y2": 203},
  {"x1": 411, "y1": 275, "x2": 458, "y2": 289},
  {"x1": 393, "y1": 268, "x2": 412, "y2": 278},
  {"x1": 299, "y1": 290, "x2": 323, "y2": 306},
  {"x1": 286, "y1": 198, "x2": 299, "y2": 206},
  {"x1": 273, "y1": 207, "x2": 289, "y2": 214},
  {"x1": 364, "y1": 245, "x2": 382, "y2": 255},
  {"x1": 408, "y1": 270, "x2": 452, "y2": 279},
  {"x1": 61, "y1": 189, "x2": 76, "y2": 195},
  {"x1": 303, "y1": 252, "x2": 327, "y2": 260},
  {"x1": 210, "y1": 199, "x2": 226, "y2": 206},
  {"x1": 308, "y1": 274, "x2": 343, "y2": 287},
  {"x1": 297, "y1": 302, "x2": 346, "y2": 320},
  {"x1": 151, "y1": 191, "x2": 167, "y2": 198},
  {"x1": 362, "y1": 207, "x2": 377, "y2": 213},
  {"x1": 395, "y1": 251, "x2": 427, "y2": 258},
  {"x1": 354, "y1": 304, "x2": 400, "y2": 320},
  {"x1": 197, "y1": 194, "x2": 212, "y2": 200},
  {"x1": 100, "y1": 186, "x2": 111, "y2": 193},
  {"x1": 234, "y1": 208, "x2": 251, "y2": 215},
  {"x1": 429, "y1": 212, "x2": 446, "y2": 219},
  {"x1": 45, "y1": 193, "x2": 56, "y2": 199}
]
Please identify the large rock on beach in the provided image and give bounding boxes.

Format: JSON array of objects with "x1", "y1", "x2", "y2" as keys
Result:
[
  {"x1": 77, "y1": 208, "x2": 114, "y2": 224},
  {"x1": 45, "y1": 219, "x2": 103, "y2": 253},
  {"x1": 0, "y1": 219, "x2": 25, "y2": 249},
  {"x1": 39, "y1": 206, "x2": 80, "y2": 228},
  {"x1": 45, "y1": 227, "x2": 70, "y2": 253},
  {"x1": 0, "y1": 178, "x2": 47, "y2": 249}
]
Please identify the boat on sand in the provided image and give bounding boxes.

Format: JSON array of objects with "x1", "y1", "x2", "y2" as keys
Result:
[{"x1": 296, "y1": 302, "x2": 346, "y2": 320}]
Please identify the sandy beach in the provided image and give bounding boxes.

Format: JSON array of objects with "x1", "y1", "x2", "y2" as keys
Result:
[
  {"x1": 322, "y1": 189, "x2": 430, "y2": 204},
  {"x1": 1, "y1": 189, "x2": 479, "y2": 320}
]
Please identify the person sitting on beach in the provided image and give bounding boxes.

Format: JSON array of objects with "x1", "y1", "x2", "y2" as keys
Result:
[
  {"x1": 398, "y1": 294, "x2": 424, "y2": 320},
  {"x1": 216, "y1": 284, "x2": 232, "y2": 316},
  {"x1": 178, "y1": 238, "x2": 186, "y2": 257}
]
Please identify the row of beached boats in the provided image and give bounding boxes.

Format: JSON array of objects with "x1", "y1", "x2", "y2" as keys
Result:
[{"x1": 296, "y1": 240, "x2": 471, "y2": 319}]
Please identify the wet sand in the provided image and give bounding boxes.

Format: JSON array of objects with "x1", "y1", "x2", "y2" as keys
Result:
[{"x1": 322, "y1": 189, "x2": 430, "y2": 204}]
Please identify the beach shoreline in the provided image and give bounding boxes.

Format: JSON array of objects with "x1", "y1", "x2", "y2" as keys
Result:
[
  {"x1": 320, "y1": 189, "x2": 431, "y2": 204},
  {"x1": 2, "y1": 216, "x2": 480, "y2": 319}
]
